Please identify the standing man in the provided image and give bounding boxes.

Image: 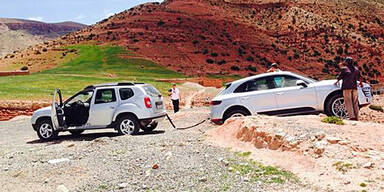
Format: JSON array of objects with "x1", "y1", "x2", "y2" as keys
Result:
[
  {"x1": 334, "y1": 57, "x2": 363, "y2": 121},
  {"x1": 169, "y1": 83, "x2": 180, "y2": 113},
  {"x1": 267, "y1": 63, "x2": 281, "y2": 72}
]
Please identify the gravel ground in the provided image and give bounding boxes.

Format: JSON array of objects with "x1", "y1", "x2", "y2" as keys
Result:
[{"x1": 0, "y1": 108, "x2": 308, "y2": 192}]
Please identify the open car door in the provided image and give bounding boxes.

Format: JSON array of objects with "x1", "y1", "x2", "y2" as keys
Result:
[{"x1": 51, "y1": 89, "x2": 64, "y2": 130}]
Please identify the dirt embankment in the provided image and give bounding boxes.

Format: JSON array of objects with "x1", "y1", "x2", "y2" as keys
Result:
[
  {"x1": 0, "y1": 101, "x2": 50, "y2": 121},
  {"x1": 207, "y1": 115, "x2": 384, "y2": 191}
]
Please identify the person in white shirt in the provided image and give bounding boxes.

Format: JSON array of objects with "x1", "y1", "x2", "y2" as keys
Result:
[
  {"x1": 267, "y1": 63, "x2": 281, "y2": 72},
  {"x1": 169, "y1": 83, "x2": 180, "y2": 113}
]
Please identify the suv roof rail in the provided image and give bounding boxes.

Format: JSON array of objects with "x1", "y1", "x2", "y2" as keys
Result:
[{"x1": 84, "y1": 82, "x2": 146, "y2": 90}]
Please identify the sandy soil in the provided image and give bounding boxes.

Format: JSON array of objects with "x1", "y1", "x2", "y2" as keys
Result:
[{"x1": 207, "y1": 115, "x2": 384, "y2": 192}]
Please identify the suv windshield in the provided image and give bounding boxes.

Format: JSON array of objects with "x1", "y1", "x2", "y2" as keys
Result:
[
  {"x1": 66, "y1": 91, "x2": 94, "y2": 104},
  {"x1": 143, "y1": 85, "x2": 161, "y2": 97}
]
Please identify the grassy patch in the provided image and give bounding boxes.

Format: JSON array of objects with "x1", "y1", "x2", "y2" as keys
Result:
[
  {"x1": 333, "y1": 161, "x2": 355, "y2": 173},
  {"x1": 228, "y1": 153, "x2": 299, "y2": 184},
  {"x1": 321, "y1": 116, "x2": 344, "y2": 125},
  {"x1": 360, "y1": 182, "x2": 367, "y2": 187},
  {"x1": 234, "y1": 151, "x2": 252, "y2": 157},
  {"x1": 0, "y1": 45, "x2": 183, "y2": 100},
  {"x1": 369, "y1": 104, "x2": 384, "y2": 112}
]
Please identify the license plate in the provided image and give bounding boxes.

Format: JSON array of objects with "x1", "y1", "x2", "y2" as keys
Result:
[{"x1": 155, "y1": 101, "x2": 163, "y2": 109}]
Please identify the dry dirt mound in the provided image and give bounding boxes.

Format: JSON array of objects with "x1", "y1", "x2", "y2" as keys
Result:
[
  {"x1": 0, "y1": 100, "x2": 50, "y2": 121},
  {"x1": 207, "y1": 115, "x2": 384, "y2": 191}
]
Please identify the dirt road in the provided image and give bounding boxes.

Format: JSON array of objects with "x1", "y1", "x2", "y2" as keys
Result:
[{"x1": 0, "y1": 108, "x2": 306, "y2": 192}]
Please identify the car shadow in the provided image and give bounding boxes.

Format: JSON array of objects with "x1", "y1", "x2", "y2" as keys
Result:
[{"x1": 27, "y1": 130, "x2": 165, "y2": 144}]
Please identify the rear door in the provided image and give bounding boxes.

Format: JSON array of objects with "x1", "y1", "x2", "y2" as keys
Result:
[
  {"x1": 142, "y1": 85, "x2": 165, "y2": 115},
  {"x1": 271, "y1": 75, "x2": 317, "y2": 110},
  {"x1": 88, "y1": 88, "x2": 118, "y2": 126},
  {"x1": 234, "y1": 77, "x2": 278, "y2": 113}
]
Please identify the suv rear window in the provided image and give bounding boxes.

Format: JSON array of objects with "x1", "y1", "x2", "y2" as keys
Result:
[
  {"x1": 119, "y1": 88, "x2": 134, "y2": 100},
  {"x1": 143, "y1": 85, "x2": 161, "y2": 97}
]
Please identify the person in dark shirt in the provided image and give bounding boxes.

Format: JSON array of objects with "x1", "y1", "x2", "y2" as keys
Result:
[{"x1": 334, "y1": 57, "x2": 363, "y2": 121}]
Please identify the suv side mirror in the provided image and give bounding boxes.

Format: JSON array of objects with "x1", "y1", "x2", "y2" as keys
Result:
[{"x1": 296, "y1": 80, "x2": 308, "y2": 88}]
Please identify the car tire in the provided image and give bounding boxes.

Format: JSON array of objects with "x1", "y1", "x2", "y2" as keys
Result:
[
  {"x1": 69, "y1": 130, "x2": 84, "y2": 135},
  {"x1": 141, "y1": 121, "x2": 158, "y2": 133},
  {"x1": 116, "y1": 114, "x2": 140, "y2": 135},
  {"x1": 36, "y1": 118, "x2": 58, "y2": 141},
  {"x1": 325, "y1": 93, "x2": 348, "y2": 118},
  {"x1": 224, "y1": 109, "x2": 250, "y2": 122}
]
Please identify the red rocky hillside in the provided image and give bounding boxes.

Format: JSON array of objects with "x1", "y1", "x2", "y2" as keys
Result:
[{"x1": 62, "y1": 0, "x2": 384, "y2": 84}]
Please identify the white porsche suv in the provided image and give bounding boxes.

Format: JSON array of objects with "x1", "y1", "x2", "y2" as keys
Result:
[
  {"x1": 31, "y1": 82, "x2": 166, "y2": 141},
  {"x1": 210, "y1": 71, "x2": 372, "y2": 124}
]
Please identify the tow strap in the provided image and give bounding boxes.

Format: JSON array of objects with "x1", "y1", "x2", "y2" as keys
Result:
[{"x1": 165, "y1": 114, "x2": 208, "y2": 130}]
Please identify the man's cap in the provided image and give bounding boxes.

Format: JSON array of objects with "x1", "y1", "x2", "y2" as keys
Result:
[
  {"x1": 344, "y1": 57, "x2": 354, "y2": 65},
  {"x1": 172, "y1": 83, "x2": 176, "y2": 86}
]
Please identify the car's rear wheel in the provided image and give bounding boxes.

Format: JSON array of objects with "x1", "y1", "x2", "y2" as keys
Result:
[
  {"x1": 116, "y1": 115, "x2": 140, "y2": 135},
  {"x1": 224, "y1": 109, "x2": 250, "y2": 122},
  {"x1": 69, "y1": 130, "x2": 84, "y2": 135},
  {"x1": 141, "y1": 121, "x2": 158, "y2": 133},
  {"x1": 36, "y1": 119, "x2": 58, "y2": 141},
  {"x1": 325, "y1": 93, "x2": 348, "y2": 119}
]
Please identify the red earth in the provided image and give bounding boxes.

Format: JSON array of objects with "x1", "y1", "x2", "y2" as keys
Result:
[{"x1": 59, "y1": 0, "x2": 384, "y2": 85}]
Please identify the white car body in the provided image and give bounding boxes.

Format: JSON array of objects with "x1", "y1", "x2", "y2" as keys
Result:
[
  {"x1": 210, "y1": 71, "x2": 372, "y2": 124},
  {"x1": 31, "y1": 82, "x2": 166, "y2": 140}
]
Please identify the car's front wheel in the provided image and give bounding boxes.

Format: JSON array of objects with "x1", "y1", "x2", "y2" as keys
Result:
[
  {"x1": 36, "y1": 119, "x2": 58, "y2": 141},
  {"x1": 325, "y1": 93, "x2": 348, "y2": 119},
  {"x1": 116, "y1": 115, "x2": 140, "y2": 135}
]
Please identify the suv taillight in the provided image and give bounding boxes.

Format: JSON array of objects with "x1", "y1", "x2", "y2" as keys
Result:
[
  {"x1": 210, "y1": 100, "x2": 222, "y2": 106},
  {"x1": 144, "y1": 97, "x2": 152, "y2": 108}
]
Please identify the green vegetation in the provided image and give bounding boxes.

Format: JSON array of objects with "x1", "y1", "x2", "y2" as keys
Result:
[
  {"x1": 369, "y1": 104, "x2": 384, "y2": 112},
  {"x1": 321, "y1": 116, "x2": 344, "y2": 125},
  {"x1": 228, "y1": 152, "x2": 299, "y2": 184},
  {"x1": 360, "y1": 182, "x2": 367, "y2": 187},
  {"x1": 0, "y1": 45, "x2": 183, "y2": 100},
  {"x1": 333, "y1": 161, "x2": 355, "y2": 173},
  {"x1": 234, "y1": 151, "x2": 252, "y2": 157}
]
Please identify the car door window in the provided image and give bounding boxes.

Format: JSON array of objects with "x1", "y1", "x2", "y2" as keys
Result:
[
  {"x1": 234, "y1": 77, "x2": 273, "y2": 93},
  {"x1": 95, "y1": 89, "x2": 116, "y2": 104},
  {"x1": 119, "y1": 88, "x2": 134, "y2": 100},
  {"x1": 66, "y1": 91, "x2": 94, "y2": 104},
  {"x1": 272, "y1": 75, "x2": 301, "y2": 88}
]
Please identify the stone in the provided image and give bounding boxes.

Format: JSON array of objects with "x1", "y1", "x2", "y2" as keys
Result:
[
  {"x1": 152, "y1": 164, "x2": 159, "y2": 169},
  {"x1": 48, "y1": 158, "x2": 70, "y2": 164},
  {"x1": 56, "y1": 185, "x2": 69, "y2": 192},
  {"x1": 380, "y1": 164, "x2": 384, "y2": 170},
  {"x1": 313, "y1": 141, "x2": 326, "y2": 155},
  {"x1": 314, "y1": 132, "x2": 326, "y2": 140},
  {"x1": 199, "y1": 176, "x2": 208, "y2": 182},
  {"x1": 362, "y1": 162, "x2": 374, "y2": 169},
  {"x1": 118, "y1": 183, "x2": 128, "y2": 189},
  {"x1": 327, "y1": 137, "x2": 341, "y2": 144}
]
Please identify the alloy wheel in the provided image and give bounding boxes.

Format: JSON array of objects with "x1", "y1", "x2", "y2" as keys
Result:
[
  {"x1": 331, "y1": 98, "x2": 348, "y2": 119},
  {"x1": 39, "y1": 123, "x2": 53, "y2": 139},
  {"x1": 120, "y1": 119, "x2": 135, "y2": 135}
]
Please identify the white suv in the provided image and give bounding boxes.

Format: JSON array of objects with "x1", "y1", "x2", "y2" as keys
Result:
[
  {"x1": 31, "y1": 82, "x2": 166, "y2": 141},
  {"x1": 210, "y1": 71, "x2": 372, "y2": 124}
]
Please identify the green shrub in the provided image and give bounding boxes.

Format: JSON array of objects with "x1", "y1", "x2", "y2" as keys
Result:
[
  {"x1": 206, "y1": 58, "x2": 215, "y2": 64},
  {"x1": 211, "y1": 52, "x2": 218, "y2": 57},
  {"x1": 231, "y1": 66, "x2": 240, "y2": 71},
  {"x1": 369, "y1": 105, "x2": 384, "y2": 112},
  {"x1": 20, "y1": 66, "x2": 28, "y2": 71},
  {"x1": 246, "y1": 65, "x2": 257, "y2": 72},
  {"x1": 247, "y1": 56, "x2": 254, "y2": 62},
  {"x1": 321, "y1": 116, "x2": 344, "y2": 125}
]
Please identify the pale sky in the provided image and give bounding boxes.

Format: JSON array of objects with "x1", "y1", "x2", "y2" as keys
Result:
[{"x1": 0, "y1": 0, "x2": 163, "y2": 25}]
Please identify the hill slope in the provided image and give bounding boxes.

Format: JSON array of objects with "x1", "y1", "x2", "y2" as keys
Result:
[
  {"x1": 61, "y1": 0, "x2": 384, "y2": 84},
  {"x1": 2, "y1": 0, "x2": 384, "y2": 85},
  {"x1": 0, "y1": 18, "x2": 86, "y2": 57}
]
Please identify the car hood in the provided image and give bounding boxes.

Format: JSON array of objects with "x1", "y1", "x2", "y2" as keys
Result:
[
  {"x1": 33, "y1": 106, "x2": 51, "y2": 115},
  {"x1": 312, "y1": 80, "x2": 337, "y2": 86}
]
